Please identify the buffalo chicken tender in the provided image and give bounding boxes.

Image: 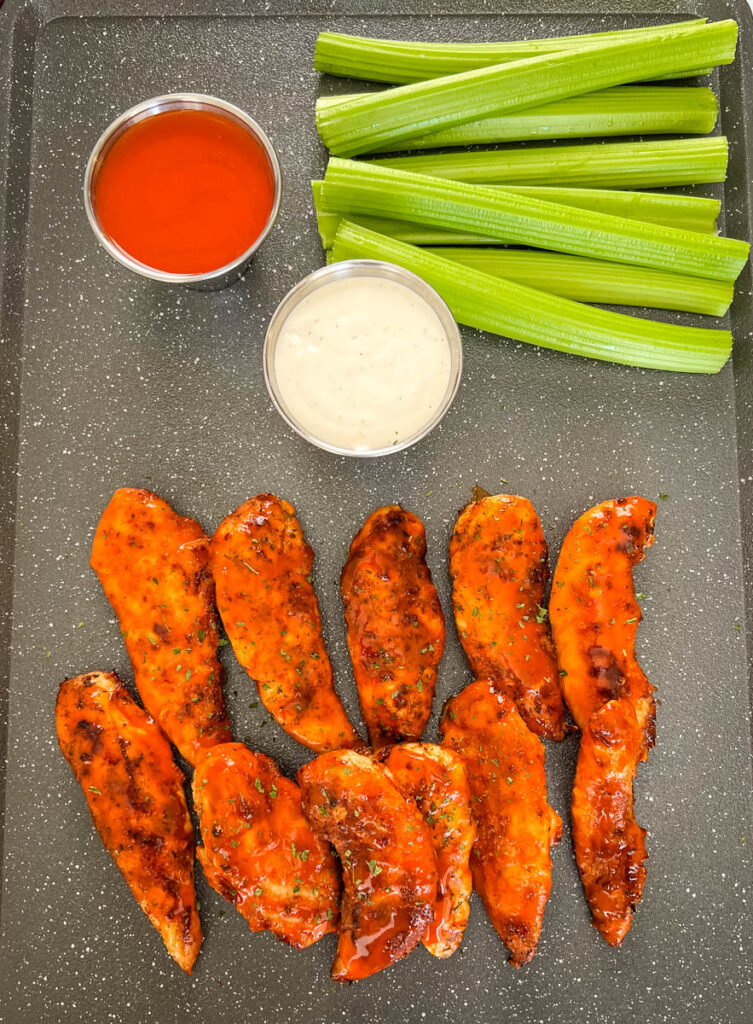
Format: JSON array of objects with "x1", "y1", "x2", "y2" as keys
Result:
[
  {"x1": 549, "y1": 495, "x2": 657, "y2": 752},
  {"x1": 341, "y1": 505, "x2": 445, "y2": 749},
  {"x1": 450, "y1": 495, "x2": 566, "y2": 740},
  {"x1": 571, "y1": 698, "x2": 648, "y2": 946},
  {"x1": 210, "y1": 494, "x2": 361, "y2": 752},
  {"x1": 90, "y1": 487, "x2": 231, "y2": 765},
  {"x1": 441, "y1": 679, "x2": 562, "y2": 967},
  {"x1": 193, "y1": 742, "x2": 340, "y2": 948},
  {"x1": 299, "y1": 749, "x2": 437, "y2": 981},
  {"x1": 56, "y1": 671, "x2": 202, "y2": 973},
  {"x1": 383, "y1": 741, "x2": 475, "y2": 958}
]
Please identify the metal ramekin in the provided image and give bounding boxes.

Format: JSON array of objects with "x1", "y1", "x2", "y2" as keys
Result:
[
  {"x1": 263, "y1": 259, "x2": 463, "y2": 458},
  {"x1": 84, "y1": 93, "x2": 282, "y2": 290}
]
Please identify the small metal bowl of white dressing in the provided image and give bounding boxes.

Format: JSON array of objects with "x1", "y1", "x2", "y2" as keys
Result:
[{"x1": 263, "y1": 260, "x2": 463, "y2": 458}]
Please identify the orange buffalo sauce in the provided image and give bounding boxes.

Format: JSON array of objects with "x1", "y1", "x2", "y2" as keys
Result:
[{"x1": 94, "y1": 108, "x2": 276, "y2": 275}]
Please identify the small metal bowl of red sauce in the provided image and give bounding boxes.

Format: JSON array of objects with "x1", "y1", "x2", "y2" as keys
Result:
[{"x1": 84, "y1": 93, "x2": 282, "y2": 289}]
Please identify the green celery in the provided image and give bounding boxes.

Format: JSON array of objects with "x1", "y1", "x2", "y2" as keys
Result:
[
  {"x1": 427, "y1": 248, "x2": 732, "y2": 315},
  {"x1": 316, "y1": 86, "x2": 718, "y2": 150},
  {"x1": 315, "y1": 209, "x2": 494, "y2": 250},
  {"x1": 312, "y1": 179, "x2": 720, "y2": 239},
  {"x1": 321, "y1": 158, "x2": 748, "y2": 281},
  {"x1": 312, "y1": 179, "x2": 500, "y2": 247},
  {"x1": 329, "y1": 221, "x2": 731, "y2": 373},
  {"x1": 500, "y1": 187, "x2": 719, "y2": 232},
  {"x1": 315, "y1": 21, "x2": 737, "y2": 156},
  {"x1": 371, "y1": 137, "x2": 729, "y2": 188},
  {"x1": 313, "y1": 21, "x2": 709, "y2": 83}
]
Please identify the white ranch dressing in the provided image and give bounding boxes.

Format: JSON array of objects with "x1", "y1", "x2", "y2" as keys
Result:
[{"x1": 274, "y1": 276, "x2": 452, "y2": 451}]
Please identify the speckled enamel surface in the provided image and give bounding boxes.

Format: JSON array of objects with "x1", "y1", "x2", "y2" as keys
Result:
[{"x1": 0, "y1": 2, "x2": 752, "y2": 1023}]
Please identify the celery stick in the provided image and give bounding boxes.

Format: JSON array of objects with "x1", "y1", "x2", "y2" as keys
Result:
[
  {"x1": 317, "y1": 86, "x2": 718, "y2": 150},
  {"x1": 329, "y1": 221, "x2": 731, "y2": 372},
  {"x1": 371, "y1": 137, "x2": 729, "y2": 188},
  {"x1": 316, "y1": 207, "x2": 343, "y2": 249},
  {"x1": 313, "y1": 179, "x2": 501, "y2": 247},
  {"x1": 315, "y1": 21, "x2": 737, "y2": 156},
  {"x1": 312, "y1": 179, "x2": 720, "y2": 242},
  {"x1": 322, "y1": 158, "x2": 748, "y2": 281},
  {"x1": 427, "y1": 247, "x2": 732, "y2": 315},
  {"x1": 315, "y1": 209, "x2": 496, "y2": 249},
  {"x1": 500, "y1": 187, "x2": 719, "y2": 233},
  {"x1": 314, "y1": 21, "x2": 708, "y2": 83}
]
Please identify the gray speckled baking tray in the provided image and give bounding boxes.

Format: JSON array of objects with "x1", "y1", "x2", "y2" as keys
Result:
[{"x1": 1, "y1": 1, "x2": 752, "y2": 1022}]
